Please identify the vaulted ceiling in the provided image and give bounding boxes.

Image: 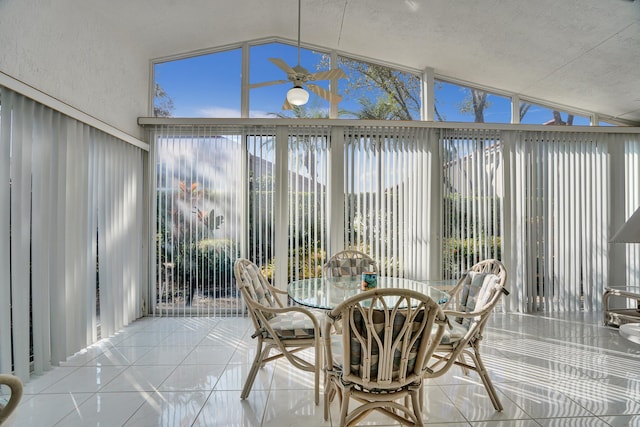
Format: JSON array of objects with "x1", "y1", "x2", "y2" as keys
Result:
[{"x1": 9, "y1": 0, "x2": 640, "y2": 124}]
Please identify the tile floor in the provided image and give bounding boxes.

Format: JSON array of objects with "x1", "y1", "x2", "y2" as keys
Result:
[{"x1": 5, "y1": 310, "x2": 640, "y2": 426}]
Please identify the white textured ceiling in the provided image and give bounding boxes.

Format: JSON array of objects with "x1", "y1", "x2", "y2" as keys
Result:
[{"x1": 81, "y1": 0, "x2": 640, "y2": 123}]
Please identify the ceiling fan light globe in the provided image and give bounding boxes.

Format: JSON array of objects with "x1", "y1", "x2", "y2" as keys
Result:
[{"x1": 287, "y1": 86, "x2": 309, "y2": 106}]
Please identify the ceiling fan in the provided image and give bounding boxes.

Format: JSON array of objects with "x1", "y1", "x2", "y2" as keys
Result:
[{"x1": 250, "y1": 0, "x2": 347, "y2": 110}]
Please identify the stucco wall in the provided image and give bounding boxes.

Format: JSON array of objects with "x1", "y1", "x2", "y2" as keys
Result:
[{"x1": 0, "y1": 0, "x2": 148, "y2": 138}]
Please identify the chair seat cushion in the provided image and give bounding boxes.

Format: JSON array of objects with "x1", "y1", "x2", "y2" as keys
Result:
[{"x1": 267, "y1": 311, "x2": 316, "y2": 340}]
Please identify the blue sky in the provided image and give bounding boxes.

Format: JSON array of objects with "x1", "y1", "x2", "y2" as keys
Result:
[{"x1": 154, "y1": 42, "x2": 593, "y2": 125}]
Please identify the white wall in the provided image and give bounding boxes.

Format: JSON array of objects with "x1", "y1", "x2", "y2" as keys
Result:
[{"x1": 0, "y1": 0, "x2": 148, "y2": 137}]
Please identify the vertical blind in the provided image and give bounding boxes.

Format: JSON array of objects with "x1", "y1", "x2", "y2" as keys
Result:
[
  {"x1": 343, "y1": 126, "x2": 439, "y2": 279},
  {"x1": 3, "y1": 102, "x2": 638, "y2": 383},
  {"x1": 152, "y1": 125, "x2": 279, "y2": 315},
  {"x1": 504, "y1": 131, "x2": 609, "y2": 312},
  {"x1": 247, "y1": 130, "x2": 277, "y2": 277},
  {"x1": 623, "y1": 135, "x2": 640, "y2": 289},
  {"x1": 148, "y1": 123, "x2": 640, "y2": 318},
  {"x1": 441, "y1": 128, "x2": 503, "y2": 280},
  {"x1": 287, "y1": 126, "x2": 328, "y2": 281},
  {"x1": 0, "y1": 87, "x2": 145, "y2": 382},
  {"x1": 153, "y1": 125, "x2": 247, "y2": 316}
]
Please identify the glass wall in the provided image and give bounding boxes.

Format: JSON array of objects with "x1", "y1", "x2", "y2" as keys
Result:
[{"x1": 150, "y1": 123, "x2": 638, "y2": 316}]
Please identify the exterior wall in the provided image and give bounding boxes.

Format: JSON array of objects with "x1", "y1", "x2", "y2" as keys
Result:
[{"x1": 0, "y1": 0, "x2": 148, "y2": 138}]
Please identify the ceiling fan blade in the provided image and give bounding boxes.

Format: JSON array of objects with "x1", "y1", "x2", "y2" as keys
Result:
[
  {"x1": 282, "y1": 97, "x2": 294, "y2": 110},
  {"x1": 309, "y1": 68, "x2": 347, "y2": 81},
  {"x1": 306, "y1": 84, "x2": 343, "y2": 104},
  {"x1": 269, "y1": 58, "x2": 296, "y2": 75},
  {"x1": 249, "y1": 79, "x2": 290, "y2": 89}
]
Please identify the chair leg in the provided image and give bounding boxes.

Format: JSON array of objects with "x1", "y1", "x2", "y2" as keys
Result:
[
  {"x1": 409, "y1": 388, "x2": 425, "y2": 427},
  {"x1": 340, "y1": 384, "x2": 352, "y2": 427},
  {"x1": 469, "y1": 347, "x2": 503, "y2": 411},
  {"x1": 314, "y1": 340, "x2": 321, "y2": 405},
  {"x1": 241, "y1": 338, "x2": 266, "y2": 399},
  {"x1": 324, "y1": 381, "x2": 335, "y2": 421}
]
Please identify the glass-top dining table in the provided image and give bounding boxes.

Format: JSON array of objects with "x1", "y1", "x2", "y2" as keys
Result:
[{"x1": 287, "y1": 276, "x2": 454, "y2": 310}]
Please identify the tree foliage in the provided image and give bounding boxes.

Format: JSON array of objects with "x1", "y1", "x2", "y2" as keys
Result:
[
  {"x1": 154, "y1": 83, "x2": 175, "y2": 117},
  {"x1": 336, "y1": 57, "x2": 421, "y2": 120},
  {"x1": 352, "y1": 94, "x2": 408, "y2": 120},
  {"x1": 460, "y1": 90, "x2": 489, "y2": 123}
]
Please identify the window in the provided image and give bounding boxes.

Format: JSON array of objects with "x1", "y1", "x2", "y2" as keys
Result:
[
  {"x1": 519, "y1": 101, "x2": 590, "y2": 126},
  {"x1": 154, "y1": 49, "x2": 242, "y2": 118},
  {"x1": 152, "y1": 40, "x2": 614, "y2": 124},
  {"x1": 337, "y1": 57, "x2": 421, "y2": 120},
  {"x1": 249, "y1": 43, "x2": 332, "y2": 118},
  {"x1": 435, "y1": 80, "x2": 511, "y2": 123}
]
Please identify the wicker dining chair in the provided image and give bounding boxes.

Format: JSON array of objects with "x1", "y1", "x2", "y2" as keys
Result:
[
  {"x1": 0, "y1": 374, "x2": 23, "y2": 425},
  {"x1": 234, "y1": 258, "x2": 322, "y2": 404},
  {"x1": 424, "y1": 259, "x2": 508, "y2": 411},
  {"x1": 323, "y1": 288, "x2": 447, "y2": 426},
  {"x1": 322, "y1": 250, "x2": 378, "y2": 278}
]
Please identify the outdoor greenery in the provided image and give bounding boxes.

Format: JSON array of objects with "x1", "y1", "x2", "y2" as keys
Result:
[
  {"x1": 156, "y1": 181, "x2": 235, "y2": 306},
  {"x1": 336, "y1": 57, "x2": 421, "y2": 120}
]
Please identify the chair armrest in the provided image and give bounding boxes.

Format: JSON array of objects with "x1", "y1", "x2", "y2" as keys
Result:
[
  {"x1": 604, "y1": 287, "x2": 640, "y2": 300},
  {"x1": 269, "y1": 286, "x2": 287, "y2": 295},
  {"x1": 444, "y1": 298, "x2": 497, "y2": 319},
  {"x1": 248, "y1": 302, "x2": 323, "y2": 340},
  {"x1": 253, "y1": 303, "x2": 322, "y2": 328},
  {"x1": 603, "y1": 288, "x2": 640, "y2": 314},
  {"x1": 444, "y1": 309, "x2": 486, "y2": 319}
]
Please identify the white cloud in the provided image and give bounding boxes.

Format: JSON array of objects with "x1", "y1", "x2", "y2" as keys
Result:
[
  {"x1": 249, "y1": 110, "x2": 276, "y2": 118},
  {"x1": 194, "y1": 106, "x2": 275, "y2": 119},
  {"x1": 197, "y1": 107, "x2": 242, "y2": 117}
]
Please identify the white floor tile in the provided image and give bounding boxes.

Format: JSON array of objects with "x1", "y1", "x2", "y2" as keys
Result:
[
  {"x1": 181, "y1": 345, "x2": 237, "y2": 365},
  {"x1": 599, "y1": 414, "x2": 640, "y2": 427},
  {"x1": 123, "y1": 390, "x2": 212, "y2": 426},
  {"x1": 158, "y1": 364, "x2": 226, "y2": 391},
  {"x1": 193, "y1": 389, "x2": 268, "y2": 427},
  {"x1": 89, "y1": 345, "x2": 155, "y2": 366},
  {"x1": 54, "y1": 392, "x2": 148, "y2": 426},
  {"x1": 132, "y1": 345, "x2": 193, "y2": 366},
  {"x1": 99, "y1": 365, "x2": 175, "y2": 392},
  {"x1": 534, "y1": 417, "x2": 611, "y2": 427},
  {"x1": 9, "y1": 392, "x2": 94, "y2": 426},
  {"x1": 40, "y1": 365, "x2": 127, "y2": 393},
  {"x1": 262, "y1": 389, "x2": 329, "y2": 427},
  {"x1": 11, "y1": 312, "x2": 640, "y2": 426}
]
